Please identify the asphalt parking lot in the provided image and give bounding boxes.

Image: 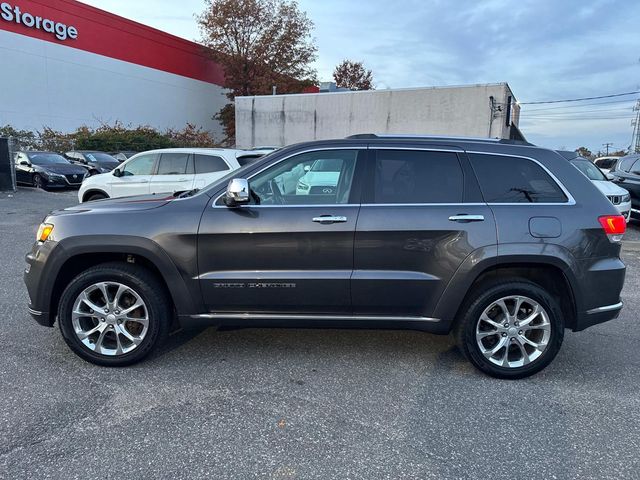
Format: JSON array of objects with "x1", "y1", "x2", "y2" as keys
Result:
[{"x1": 1, "y1": 187, "x2": 640, "y2": 479}]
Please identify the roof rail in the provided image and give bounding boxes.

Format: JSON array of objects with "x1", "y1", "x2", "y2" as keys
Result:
[{"x1": 346, "y1": 133, "x2": 533, "y2": 146}]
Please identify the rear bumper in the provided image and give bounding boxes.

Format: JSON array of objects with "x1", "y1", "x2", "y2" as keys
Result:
[
  {"x1": 28, "y1": 307, "x2": 52, "y2": 327},
  {"x1": 572, "y1": 256, "x2": 626, "y2": 331},
  {"x1": 575, "y1": 301, "x2": 623, "y2": 331}
]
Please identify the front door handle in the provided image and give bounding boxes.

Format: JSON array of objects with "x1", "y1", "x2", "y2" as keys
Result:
[
  {"x1": 313, "y1": 215, "x2": 347, "y2": 224},
  {"x1": 449, "y1": 214, "x2": 485, "y2": 222}
]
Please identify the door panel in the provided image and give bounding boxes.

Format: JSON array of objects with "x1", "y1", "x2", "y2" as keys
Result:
[
  {"x1": 110, "y1": 153, "x2": 156, "y2": 197},
  {"x1": 353, "y1": 204, "x2": 496, "y2": 316},
  {"x1": 197, "y1": 148, "x2": 364, "y2": 314},
  {"x1": 198, "y1": 205, "x2": 359, "y2": 313},
  {"x1": 352, "y1": 147, "x2": 496, "y2": 317},
  {"x1": 149, "y1": 153, "x2": 195, "y2": 194}
]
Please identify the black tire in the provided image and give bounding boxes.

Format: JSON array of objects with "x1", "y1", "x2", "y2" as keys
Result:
[
  {"x1": 57, "y1": 262, "x2": 171, "y2": 367},
  {"x1": 33, "y1": 173, "x2": 45, "y2": 190},
  {"x1": 455, "y1": 280, "x2": 564, "y2": 379},
  {"x1": 86, "y1": 192, "x2": 108, "y2": 202}
]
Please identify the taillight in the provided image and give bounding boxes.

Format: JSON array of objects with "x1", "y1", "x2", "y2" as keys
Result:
[{"x1": 598, "y1": 215, "x2": 626, "y2": 242}]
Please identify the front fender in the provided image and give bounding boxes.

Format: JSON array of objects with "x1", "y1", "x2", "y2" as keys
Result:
[{"x1": 26, "y1": 235, "x2": 200, "y2": 326}]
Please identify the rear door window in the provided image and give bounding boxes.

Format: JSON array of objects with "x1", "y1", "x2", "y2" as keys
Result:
[
  {"x1": 371, "y1": 150, "x2": 464, "y2": 203},
  {"x1": 469, "y1": 154, "x2": 567, "y2": 203},
  {"x1": 157, "y1": 153, "x2": 191, "y2": 175},
  {"x1": 195, "y1": 154, "x2": 229, "y2": 174}
]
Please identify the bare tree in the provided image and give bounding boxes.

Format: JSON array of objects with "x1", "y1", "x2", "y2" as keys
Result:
[
  {"x1": 333, "y1": 60, "x2": 374, "y2": 91},
  {"x1": 198, "y1": 0, "x2": 318, "y2": 143}
]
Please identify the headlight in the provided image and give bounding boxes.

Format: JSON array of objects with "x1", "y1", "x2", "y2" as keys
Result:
[
  {"x1": 36, "y1": 223, "x2": 54, "y2": 243},
  {"x1": 48, "y1": 172, "x2": 65, "y2": 179},
  {"x1": 622, "y1": 194, "x2": 631, "y2": 203},
  {"x1": 298, "y1": 182, "x2": 310, "y2": 191}
]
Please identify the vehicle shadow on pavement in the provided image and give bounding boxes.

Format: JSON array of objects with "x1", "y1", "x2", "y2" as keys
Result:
[{"x1": 150, "y1": 324, "x2": 472, "y2": 375}]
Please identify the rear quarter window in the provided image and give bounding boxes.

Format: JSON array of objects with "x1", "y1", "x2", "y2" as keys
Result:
[{"x1": 469, "y1": 153, "x2": 568, "y2": 203}]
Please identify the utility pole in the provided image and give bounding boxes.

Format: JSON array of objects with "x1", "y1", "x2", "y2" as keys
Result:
[
  {"x1": 632, "y1": 100, "x2": 640, "y2": 153},
  {"x1": 602, "y1": 142, "x2": 613, "y2": 155}
]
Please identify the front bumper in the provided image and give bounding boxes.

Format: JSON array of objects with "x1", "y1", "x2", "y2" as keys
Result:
[
  {"x1": 44, "y1": 175, "x2": 83, "y2": 188},
  {"x1": 616, "y1": 201, "x2": 631, "y2": 222},
  {"x1": 24, "y1": 241, "x2": 63, "y2": 327}
]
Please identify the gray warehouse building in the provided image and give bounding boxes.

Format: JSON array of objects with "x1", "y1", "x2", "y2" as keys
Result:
[{"x1": 235, "y1": 83, "x2": 523, "y2": 149}]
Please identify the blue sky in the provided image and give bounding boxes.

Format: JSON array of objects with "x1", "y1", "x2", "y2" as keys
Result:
[{"x1": 82, "y1": 0, "x2": 640, "y2": 153}]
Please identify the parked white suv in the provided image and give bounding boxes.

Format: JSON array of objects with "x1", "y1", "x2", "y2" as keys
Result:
[
  {"x1": 594, "y1": 156, "x2": 622, "y2": 174},
  {"x1": 570, "y1": 156, "x2": 631, "y2": 221},
  {"x1": 78, "y1": 148, "x2": 243, "y2": 202},
  {"x1": 295, "y1": 158, "x2": 342, "y2": 195}
]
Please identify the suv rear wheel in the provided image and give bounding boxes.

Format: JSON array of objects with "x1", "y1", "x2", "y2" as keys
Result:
[
  {"x1": 455, "y1": 280, "x2": 564, "y2": 379},
  {"x1": 57, "y1": 262, "x2": 171, "y2": 366}
]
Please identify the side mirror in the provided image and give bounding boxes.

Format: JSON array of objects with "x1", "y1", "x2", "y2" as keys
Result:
[
  {"x1": 304, "y1": 165, "x2": 311, "y2": 172},
  {"x1": 224, "y1": 178, "x2": 250, "y2": 207},
  {"x1": 606, "y1": 173, "x2": 614, "y2": 181},
  {"x1": 113, "y1": 169, "x2": 122, "y2": 177},
  {"x1": 19, "y1": 160, "x2": 30, "y2": 166}
]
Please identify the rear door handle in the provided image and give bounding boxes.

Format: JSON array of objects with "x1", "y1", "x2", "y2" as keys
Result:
[
  {"x1": 313, "y1": 215, "x2": 347, "y2": 224},
  {"x1": 449, "y1": 214, "x2": 485, "y2": 222}
]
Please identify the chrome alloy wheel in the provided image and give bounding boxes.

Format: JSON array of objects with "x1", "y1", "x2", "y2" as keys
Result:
[
  {"x1": 475, "y1": 295, "x2": 551, "y2": 368},
  {"x1": 71, "y1": 282, "x2": 149, "y2": 356}
]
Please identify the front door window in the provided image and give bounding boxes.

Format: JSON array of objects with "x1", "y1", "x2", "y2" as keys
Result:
[{"x1": 249, "y1": 150, "x2": 360, "y2": 205}]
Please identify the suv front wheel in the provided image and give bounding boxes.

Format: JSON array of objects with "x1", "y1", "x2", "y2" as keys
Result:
[
  {"x1": 57, "y1": 262, "x2": 171, "y2": 366},
  {"x1": 456, "y1": 280, "x2": 564, "y2": 379}
]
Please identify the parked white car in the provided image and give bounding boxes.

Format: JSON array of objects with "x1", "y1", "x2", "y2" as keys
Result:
[
  {"x1": 571, "y1": 157, "x2": 631, "y2": 221},
  {"x1": 295, "y1": 158, "x2": 342, "y2": 195},
  {"x1": 79, "y1": 148, "x2": 244, "y2": 203},
  {"x1": 594, "y1": 156, "x2": 622, "y2": 174}
]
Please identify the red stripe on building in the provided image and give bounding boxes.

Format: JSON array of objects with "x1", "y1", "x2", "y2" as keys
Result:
[{"x1": 0, "y1": 0, "x2": 225, "y2": 85}]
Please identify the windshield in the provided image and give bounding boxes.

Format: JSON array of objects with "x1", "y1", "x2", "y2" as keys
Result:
[
  {"x1": 571, "y1": 158, "x2": 607, "y2": 181},
  {"x1": 85, "y1": 152, "x2": 119, "y2": 164},
  {"x1": 27, "y1": 153, "x2": 70, "y2": 165}
]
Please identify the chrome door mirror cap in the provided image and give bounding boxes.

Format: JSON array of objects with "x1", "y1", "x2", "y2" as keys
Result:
[{"x1": 224, "y1": 178, "x2": 250, "y2": 207}]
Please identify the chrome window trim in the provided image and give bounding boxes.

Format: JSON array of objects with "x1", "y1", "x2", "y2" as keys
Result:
[
  {"x1": 467, "y1": 150, "x2": 576, "y2": 206},
  {"x1": 361, "y1": 203, "x2": 487, "y2": 207},
  {"x1": 191, "y1": 313, "x2": 440, "y2": 323},
  {"x1": 212, "y1": 146, "x2": 366, "y2": 208},
  {"x1": 211, "y1": 146, "x2": 576, "y2": 208}
]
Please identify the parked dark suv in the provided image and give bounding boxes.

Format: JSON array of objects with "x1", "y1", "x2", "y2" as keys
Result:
[
  {"x1": 610, "y1": 153, "x2": 640, "y2": 218},
  {"x1": 24, "y1": 135, "x2": 626, "y2": 378}
]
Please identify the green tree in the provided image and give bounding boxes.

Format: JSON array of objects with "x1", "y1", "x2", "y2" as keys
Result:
[{"x1": 198, "y1": 0, "x2": 318, "y2": 145}]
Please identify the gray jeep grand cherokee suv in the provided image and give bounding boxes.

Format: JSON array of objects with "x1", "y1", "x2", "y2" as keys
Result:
[{"x1": 24, "y1": 135, "x2": 626, "y2": 378}]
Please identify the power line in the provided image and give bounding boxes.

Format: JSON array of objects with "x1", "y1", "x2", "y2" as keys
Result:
[
  {"x1": 522, "y1": 98, "x2": 637, "y2": 112},
  {"x1": 520, "y1": 116, "x2": 635, "y2": 122},
  {"x1": 524, "y1": 107, "x2": 635, "y2": 116},
  {"x1": 519, "y1": 91, "x2": 640, "y2": 105}
]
